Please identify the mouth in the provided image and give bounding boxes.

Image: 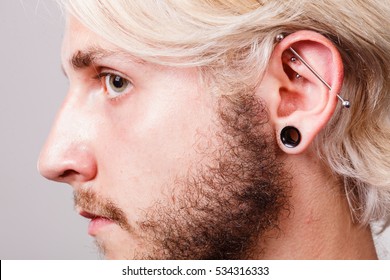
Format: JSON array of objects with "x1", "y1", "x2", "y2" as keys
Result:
[{"x1": 79, "y1": 210, "x2": 115, "y2": 236}]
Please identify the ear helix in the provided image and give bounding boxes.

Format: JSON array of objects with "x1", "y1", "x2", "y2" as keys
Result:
[{"x1": 275, "y1": 34, "x2": 350, "y2": 109}]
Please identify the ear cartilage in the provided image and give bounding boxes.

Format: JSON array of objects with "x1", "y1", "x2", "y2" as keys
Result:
[{"x1": 276, "y1": 34, "x2": 350, "y2": 109}]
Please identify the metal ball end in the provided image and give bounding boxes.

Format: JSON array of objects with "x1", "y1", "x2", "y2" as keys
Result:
[
  {"x1": 342, "y1": 100, "x2": 350, "y2": 108},
  {"x1": 275, "y1": 34, "x2": 285, "y2": 42}
]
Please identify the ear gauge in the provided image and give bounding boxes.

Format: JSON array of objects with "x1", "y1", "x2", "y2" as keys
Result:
[
  {"x1": 281, "y1": 126, "x2": 301, "y2": 148},
  {"x1": 276, "y1": 34, "x2": 350, "y2": 109}
]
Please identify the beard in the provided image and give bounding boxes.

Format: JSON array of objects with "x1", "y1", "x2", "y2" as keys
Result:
[{"x1": 74, "y1": 93, "x2": 291, "y2": 259}]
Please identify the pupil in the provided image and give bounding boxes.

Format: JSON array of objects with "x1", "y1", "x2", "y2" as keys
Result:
[{"x1": 113, "y1": 76, "x2": 124, "y2": 88}]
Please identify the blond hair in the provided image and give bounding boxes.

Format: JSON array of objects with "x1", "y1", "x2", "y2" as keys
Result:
[{"x1": 60, "y1": 0, "x2": 390, "y2": 225}]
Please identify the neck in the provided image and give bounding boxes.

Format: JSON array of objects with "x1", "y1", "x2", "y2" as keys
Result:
[{"x1": 259, "y1": 152, "x2": 377, "y2": 259}]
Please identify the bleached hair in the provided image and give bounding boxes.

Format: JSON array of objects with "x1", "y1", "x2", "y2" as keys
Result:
[{"x1": 60, "y1": 0, "x2": 390, "y2": 226}]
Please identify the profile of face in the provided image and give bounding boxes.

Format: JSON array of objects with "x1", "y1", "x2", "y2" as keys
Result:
[{"x1": 38, "y1": 16, "x2": 290, "y2": 259}]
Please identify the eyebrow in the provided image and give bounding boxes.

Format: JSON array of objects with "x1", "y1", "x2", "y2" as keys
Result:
[
  {"x1": 70, "y1": 47, "x2": 113, "y2": 69},
  {"x1": 61, "y1": 47, "x2": 144, "y2": 77},
  {"x1": 61, "y1": 47, "x2": 112, "y2": 77}
]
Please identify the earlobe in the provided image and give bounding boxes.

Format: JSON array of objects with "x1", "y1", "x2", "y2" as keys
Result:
[
  {"x1": 260, "y1": 31, "x2": 345, "y2": 154},
  {"x1": 280, "y1": 126, "x2": 301, "y2": 148}
]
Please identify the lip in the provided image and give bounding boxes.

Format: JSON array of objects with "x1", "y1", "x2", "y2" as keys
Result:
[{"x1": 79, "y1": 210, "x2": 114, "y2": 236}]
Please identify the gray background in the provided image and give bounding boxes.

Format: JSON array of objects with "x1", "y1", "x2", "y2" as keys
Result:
[{"x1": 0, "y1": 0, "x2": 389, "y2": 259}]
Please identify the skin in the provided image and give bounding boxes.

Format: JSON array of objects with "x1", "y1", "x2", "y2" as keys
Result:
[
  {"x1": 38, "y1": 16, "x2": 287, "y2": 259},
  {"x1": 39, "y1": 17, "x2": 221, "y2": 258},
  {"x1": 39, "y1": 16, "x2": 378, "y2": 259}
]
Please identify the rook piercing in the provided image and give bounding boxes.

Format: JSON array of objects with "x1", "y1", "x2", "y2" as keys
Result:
[{"x1": 275, "y1": 34, "x2": 350, "y2": 108}]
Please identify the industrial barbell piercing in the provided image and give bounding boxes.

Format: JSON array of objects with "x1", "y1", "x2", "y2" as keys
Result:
[
  {"x1": 289, "y1": 47, "x2": 351, "y2": 108},
  {"x1": 275, "y1": 34, "x2": 350, "y2": 109},
  {"x1": 275, "y1": 33, "x2": 285, "y2": 42}
]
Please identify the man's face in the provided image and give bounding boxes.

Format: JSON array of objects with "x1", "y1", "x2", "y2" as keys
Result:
[{"x1": 38, "y1": 16, "x2": 289, "y2": 259}]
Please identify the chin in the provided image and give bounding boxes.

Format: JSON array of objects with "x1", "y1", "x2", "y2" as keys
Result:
[{"x1": 95, "y1": 232, "x2": 138, "y2": 260}]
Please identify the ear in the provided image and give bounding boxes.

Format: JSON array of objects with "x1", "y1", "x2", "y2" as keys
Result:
[{"x1": 259, "y1": 31, "x2": 344, "y2": 154}]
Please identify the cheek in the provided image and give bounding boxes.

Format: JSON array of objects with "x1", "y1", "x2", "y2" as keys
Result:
[{"x1": 93, "y1": 79, "x2": 216, "y2": 212}]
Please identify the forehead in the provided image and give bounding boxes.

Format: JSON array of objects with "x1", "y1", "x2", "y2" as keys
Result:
[{"x1": 62, "y1": 16, "x2": 120, "y2": 64}]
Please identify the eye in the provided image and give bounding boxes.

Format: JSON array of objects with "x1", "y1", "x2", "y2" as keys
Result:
[{"x1": 100, "y1": 73, "x2": 133, "y2": 99}]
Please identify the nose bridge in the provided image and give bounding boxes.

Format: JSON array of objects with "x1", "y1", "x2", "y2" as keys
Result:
[{"x1": 38, "y1": 90, "x2": 98, "y2": 185}]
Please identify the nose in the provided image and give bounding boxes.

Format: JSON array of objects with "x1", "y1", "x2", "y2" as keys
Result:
[
  {"x1": 38, "y1": 143, "x2": 97, "y2": 184},
  {"x1": 38, "y1": 93, "x2": 98, "y2": 186}
]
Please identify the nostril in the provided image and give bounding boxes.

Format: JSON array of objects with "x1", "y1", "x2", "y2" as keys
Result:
[
  {"x1": 38, "y1": 143, "x2": 97, "y2": 184},
  {"x1": 59, "y1": 169, "x2": 79, "y2": 179}
]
